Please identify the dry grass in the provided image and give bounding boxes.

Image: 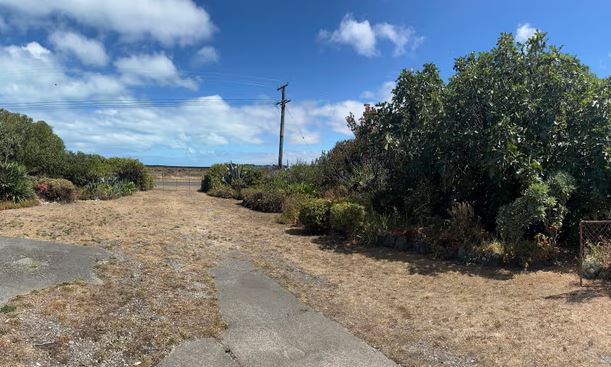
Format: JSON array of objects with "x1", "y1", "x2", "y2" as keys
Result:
[
  {"x1": 0, "y1": 198, "x2": 39, "y2": 211},
  {"x1": 0, "y1": 192, "x2": 225, "y2": 367},
  {"x1": 0, "y1": 190, "x2": 610, "y2": 366}
]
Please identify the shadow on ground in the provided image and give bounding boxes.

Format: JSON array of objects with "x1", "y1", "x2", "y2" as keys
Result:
[
  {"x1": 285, "y1": 227, "x2": 578, "y2": 282},
  {"x1": 544, "y1": 282, "x2": 611, "y2": 303}
]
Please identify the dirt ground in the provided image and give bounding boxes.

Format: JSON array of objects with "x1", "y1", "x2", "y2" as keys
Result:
[{"x1": 0, "y1": 190, "x2": 610, "y2": 366}]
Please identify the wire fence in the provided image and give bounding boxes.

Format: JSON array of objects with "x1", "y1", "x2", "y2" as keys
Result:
[
  {"x1": 579, "y1": 220, "x2": 611, "y2": 285},
  {"x1": 154, "y1": 175, "x2": 201, "y2": 191}
]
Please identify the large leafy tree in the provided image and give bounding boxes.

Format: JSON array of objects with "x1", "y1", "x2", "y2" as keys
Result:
[
  {"x1": 345, "y1": 32, "x2": 610, "y2": 238},
  {"x1": 0, "y1": 109, "x2": 65, "y2": 176},
  {"x1": 443, "y1": 32, "x2": 610, "y2": 225}
]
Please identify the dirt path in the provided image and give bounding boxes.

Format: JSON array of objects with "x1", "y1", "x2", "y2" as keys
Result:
[{"x1": 0, "y1": 190, "x2": 610, "y2": 366}]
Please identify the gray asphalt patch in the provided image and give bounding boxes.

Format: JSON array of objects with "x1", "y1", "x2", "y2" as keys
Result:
[
  {"x1": 159, "y1": 257, "x2": 398, "y2": 366},
  {"x1": 0, "y1": 236, "x2": 108, "y2": 305}
]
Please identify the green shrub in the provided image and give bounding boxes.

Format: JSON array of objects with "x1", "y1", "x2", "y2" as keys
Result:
[
  {"x1": 220, "y1": 163, "x2": 265, "y2": 196},
  {"x1": 61, "y1": 152, "x2": 110, "y2": 187},
  {"x1": 432, "y1": 202, "x2": 489, "y2": 259},
  {"x1": 299, "y1": 198, "x2": 332, "y2": 233},
  {"x1": 0, "y1": 109, "x2": 65, "y2": 177},
  {"x1": 143, "y1": 173, "x2": 154, "y2": 191},
  {"x1": 34, "y1": 178, "x2": 77, "y2": 203},
  {"x1": 470, "y1": 240, "x2": 507, "y2": 265},
  {"x1": 107, "y1": 158, "x2": 152, "y2": 191},
  {"x1": 278, "y1": 193, "x2": 311, "y2": 225},
  {"x1": 241, "y1": 165, "x2": 265, "y2": 187},
  {"x1": 241, "y1": 190, "x2": 285, "y2": 213},
  {"x1": 330, "y1": 202, "x2": 366, "y2": 238},
  {"x1": 208, "y1": 186, "x2": 238, "y2": 199},
  {"x1": 81, "y1": 180, "x2": 137, "y2": 200},
  {"x1": 0, "y1": 162, "x2": 34, "y2": 202},
  {"x1": 502, "y1": 235, "x2": 557, "y2": 268},
  {"x1": 496, "y1": 172, "x2": 575, "y2": 246},
  {"x1": 200, "y1": 164, "x2": 227, "y2": 192}
]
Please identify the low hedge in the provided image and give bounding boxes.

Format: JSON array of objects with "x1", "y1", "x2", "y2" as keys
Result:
[
  {"x1": 80, "y1": 181, "x2": 138, "y2": 200},
  {"x1": 299, "y1": 198, "x2": 332, "y2": 233},
  {"x1": 241, "y1": 189, "x2": 284, "y2": 213},
  {"x1": 278, "y1": 193, "x2": 311, "y2": 225},
  {"x1": 208, "y1": 186, "x2": 238, "y2": 199},
  {"x1": 330, "y1": 202, "x2": 365, "y2": 238},
  {"x1": 34, "y1": 178, "x2": 77, "y2": 203}
]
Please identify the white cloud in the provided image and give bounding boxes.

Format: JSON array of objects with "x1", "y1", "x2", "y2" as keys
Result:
[
  {"x1": 516, "y1": 23, "x2": 537, "y2": 42},
  {"x1": 0, "y1": 40, "x2": 371, "y2": 165},
  {"x1": 115, "y1": 53, "x2": 197, "y2": 90},
  {"x1": 319, "y1": 15, "x2": 378, "y2": 57},
  {"x1": 319, "y1": 14, "x2": 422, "y2": 57},
  {"x1": 0, "y1": 0, "x2": 216, "y2": 45},
  {"x1": 195, "y1": 46, "x2": 220, "y2": 64},
  {"x1": 0, "y1": 42, "x2": 124, "y2": 102},
  {"x1": 49, "y1": 31, "x2": 109, "y2": 66},
  {"x1": 360, "y1": 81, "x2": 395, "y2": 102},
  {"x1": 24, "y1": 97, "x2": 355, "y2": 161},
  {"x1": 374, "y1": 23, "x2": 423, "y2": 56}
]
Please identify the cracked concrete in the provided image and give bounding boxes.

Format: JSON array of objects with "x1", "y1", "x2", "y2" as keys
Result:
[
  {"x1": 159, "y1": 257, "x2": 398, "y2": 367},
  {"x1": 0, "y1": 236, "x2": 108, "y2": 305}
]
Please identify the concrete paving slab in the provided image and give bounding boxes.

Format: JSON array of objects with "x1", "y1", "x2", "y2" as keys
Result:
[
  {"x1": 157, "y1": 338, "x2": 238, "y2": 367},
  {"x1": 0, "y1": 236, "x2": 108, "y2": 305},
  {"x1": 212, "y1": 258, "x2": 398, "y2": 367}
]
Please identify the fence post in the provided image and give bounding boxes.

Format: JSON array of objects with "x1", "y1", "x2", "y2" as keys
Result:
[{"x1": 579, "y1": 221, "x2": 583, "y2": 287}]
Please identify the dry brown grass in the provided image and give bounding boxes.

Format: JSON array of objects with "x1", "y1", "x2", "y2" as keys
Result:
[
  {"x1": 0, "y1": 192, "x2": 225, "y2": 367},
  {"x1": 0, "y1": 190, "x2": 610, "y2": 366}
]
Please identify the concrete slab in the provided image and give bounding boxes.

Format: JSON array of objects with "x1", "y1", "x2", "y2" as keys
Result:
[
  {"x1": 212, "y1": 258, "x2": 398, "y2": 367},
  {"x1": 157, "y1": 338, "x2": 238, "y2": 367},
  {"x1": 0, "y1": 236, "x2": 108, "y2": 305}
]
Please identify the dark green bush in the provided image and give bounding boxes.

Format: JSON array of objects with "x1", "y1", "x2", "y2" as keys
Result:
[
  {"x1": 0, "y1": 109, "x2": 65, "y2": 176},
  {"x1": 299, "y1": 198, "x2": 332, "y2": 233},
  {"x1": 330, "y1": 202, "x2": 366, "y2": 238},
  {"x1": 0, "y1": 162, "x2": 34, "y2": 202},
  {"x1": 208, "y1": 186, "x2": 238, "y2": 199},
  {"x1": 432, "y1": 202, "x2": 489, "y2": 259},
  {"x1": 107, "y1": 158, "x2": 153, "y2": 191},
  {"x1": 34, "y1": 178, "x2": 77, "y2": 203},
  {"x1": 61, "y1": 152, "x2": 110, "y2": 187},
  {"x1": 200, "y1": 164, "x2": 227, "y2": 192},
  {"x1": 496, "y1": 172, "x2": 575, "y2": 246},
  {"x1": 241, "y1": 190, "x2": 285, "y2": 213}
]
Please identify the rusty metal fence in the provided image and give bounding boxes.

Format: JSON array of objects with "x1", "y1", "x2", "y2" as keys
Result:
[{"x1": 579, "y1": 220, "x2": 611, "y2": 285}]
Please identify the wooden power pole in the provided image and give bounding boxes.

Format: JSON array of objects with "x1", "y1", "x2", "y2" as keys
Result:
[{"x1": 276, "y1": 83, "x2": 290, "y2": 169}]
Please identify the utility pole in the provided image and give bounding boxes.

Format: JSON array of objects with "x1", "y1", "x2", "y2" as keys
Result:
[{"x1": 276, "y1": 83, "x2": 290, "y2": 169}]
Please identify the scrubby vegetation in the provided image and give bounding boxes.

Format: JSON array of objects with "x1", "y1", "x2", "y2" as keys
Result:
[
  {"x1": 0, "y1": 109, "x2": 153, "y2": 208},
  {"x1": 0, "y1": 162, "x2": 35, "y2": 203},
  {"x1": 203, "y1": 33, "x2": 610, "y2": 268},
  {"x1": 34, "y1": 178, "x2": 78, "y2": 203}
]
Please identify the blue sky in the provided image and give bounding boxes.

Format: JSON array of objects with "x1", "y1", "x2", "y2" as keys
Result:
[{"x1": 0, "y1": 0, "x2": 609, "y2": 166}]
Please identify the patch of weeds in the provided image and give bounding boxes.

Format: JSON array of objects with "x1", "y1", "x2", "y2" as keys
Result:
[{"x1": 0, "y1": 305, "x2": 16, "y2": 314}]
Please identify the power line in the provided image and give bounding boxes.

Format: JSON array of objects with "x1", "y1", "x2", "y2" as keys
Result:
[
  {"x1": 1, "y1": 97, "x2": 277, "y2": 111},
  {"x1": 285, "y1": 105, "x2": 306, "y2": 142}
]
